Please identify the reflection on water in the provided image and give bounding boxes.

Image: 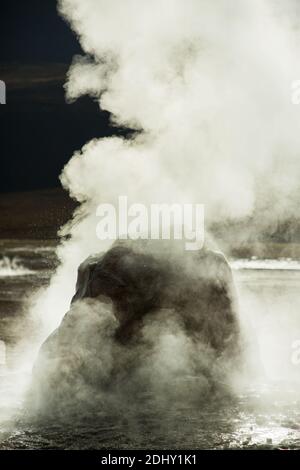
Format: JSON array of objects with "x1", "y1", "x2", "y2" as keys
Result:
[
  {"x1": 0, "y1": 381, "x2": 300, "y2": 449},
  {"x1": 231, "y1": 258, "x2": 300, "y2": 271},
  {"x1": 0, "y1": 241, "x2": 300, "y2": 449},
  {"x1": 0, "y1": 257, "x2": 34, "y2": 278}
]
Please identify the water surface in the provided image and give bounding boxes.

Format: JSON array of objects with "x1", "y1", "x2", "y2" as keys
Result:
[{"x1": 0, "y1": 241, "x2": 300, "y2": 449}]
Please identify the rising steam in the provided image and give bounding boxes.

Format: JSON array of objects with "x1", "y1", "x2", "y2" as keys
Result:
[{"x1": 28, "y1": 0, "x2": 300, "y2": 393}]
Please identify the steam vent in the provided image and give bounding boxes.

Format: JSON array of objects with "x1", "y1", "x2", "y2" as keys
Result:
[{"x1": 31, "y1": 239, "x2": 241, "y2": 414}]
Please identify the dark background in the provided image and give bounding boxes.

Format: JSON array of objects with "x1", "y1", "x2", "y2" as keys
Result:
[
  {"x1": 0, "y1": 0, "x2": 299, "y2": 247},
  {"x1": 0, "y1": 0, "x2": 123, "y2": 237},
  {"x1": 0, "y1": 0, "x2": 120, "y2": 194}
]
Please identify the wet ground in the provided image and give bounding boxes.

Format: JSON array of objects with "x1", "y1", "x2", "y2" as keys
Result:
[{"x1": 0, "y1": 240, "x2": 300, "y2": 449}]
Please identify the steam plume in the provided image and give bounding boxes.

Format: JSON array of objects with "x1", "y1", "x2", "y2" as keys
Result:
[{"x1": 32, "y1": 0, "x2": 300, "y2": 344}]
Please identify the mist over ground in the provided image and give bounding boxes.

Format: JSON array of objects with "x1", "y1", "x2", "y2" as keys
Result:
[{"x1": 1, "y1": 0, "x2": 300, "y2": 449}]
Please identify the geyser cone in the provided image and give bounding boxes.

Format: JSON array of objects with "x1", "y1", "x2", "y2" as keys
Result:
[{"x1": 30, "y1": 239, "x2": 241, "y2": 416}]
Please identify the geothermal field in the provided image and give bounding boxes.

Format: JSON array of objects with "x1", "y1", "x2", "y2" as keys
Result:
[{"x1": 1, "y1": 0, "x2": 300, "y2": 453}]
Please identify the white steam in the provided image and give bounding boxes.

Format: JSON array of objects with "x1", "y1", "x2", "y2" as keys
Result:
[{"x1": 31, "y1": 0, "x2": 300, "y2": 354}]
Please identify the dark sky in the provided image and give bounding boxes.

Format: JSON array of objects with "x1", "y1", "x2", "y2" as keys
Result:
[{"x1": 0, "y1": 0, "x2": 121, "y2": 193}]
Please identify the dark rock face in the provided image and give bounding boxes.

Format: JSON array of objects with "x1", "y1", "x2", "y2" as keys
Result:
[
  {"x1": 30, "y1": 240, "x2": 241, "y2": 414},
  {"x1": 72, "y1": 240, "x2": 240, "y2": 353}
]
